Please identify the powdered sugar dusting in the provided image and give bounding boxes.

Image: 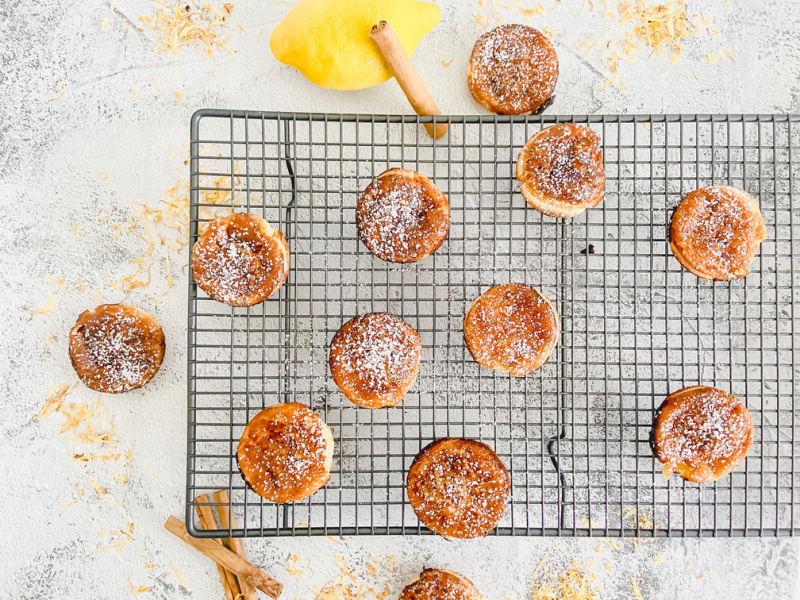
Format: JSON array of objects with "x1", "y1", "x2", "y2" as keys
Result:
[
  {"x1": 69, "y1": 305, "x2": 164, "y2": 393},
  {"x1": 407, "y1": 439, "x2": 510, "y2": 539},
  {"x1": 465, "y1": 284, "x2": 559, "y2": 376},
  {"x1": 655, "y1": 387, "x2": 754, "y2": 483},
  {"x1": 237, "y1": 403, "x2": 330, "y2": 503},
  {"x1": 468, "y1": 24, "x2": 558, "y2": 115},
  {"x1": 329, "y1": 313, "x2": 422, "y2": 408},
  {"x1": 671, "y1": 186, "x2": 766, "y2": 279},
  {"x1": 400, "y1": 569, "x2": 476, "y2": 600},
  {"x1": 357, "y1": 170, "x2": 450, "y2": 263},
  {"x1": 192, "y1": 213, "x2": 288, "y2": 306},
  {"x1": 518, "y1": 123, "x2": 605, "y2": 207}
]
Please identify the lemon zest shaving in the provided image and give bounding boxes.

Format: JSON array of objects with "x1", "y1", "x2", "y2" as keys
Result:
[
  {"x1": 31, "y1": 294, "x2": 56, "y2": 317},
  {"x1": 138, "y1": 1, "x2": 235, "y2": 57}
]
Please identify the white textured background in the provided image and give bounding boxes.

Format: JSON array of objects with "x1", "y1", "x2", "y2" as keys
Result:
[{"x1": 1, "y1": 0, "x2": 799, "y2": 598}]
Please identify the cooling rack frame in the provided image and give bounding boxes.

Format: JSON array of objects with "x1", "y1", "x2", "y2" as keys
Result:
[{"x1": 186, "y1": 111, "x2": 800, "y2": 538}]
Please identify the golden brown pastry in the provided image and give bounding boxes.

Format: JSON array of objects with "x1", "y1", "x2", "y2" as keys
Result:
[
  {"x1": 69, "y1": 304, "x2": 165, "y2": 393},
  {"x1": 399, "y1": 569, "x2": 481, "y2": 600},
  {"x1": 407, "y1": 438, "x2": 510, "y2": 539},
  {"x1": 329, "y1": 313, "x2": 422, "y2": 408},
  {"x1": 467, "y1": 24, "x2": 558, "y2": 115},
  {"x1": 516, "y1": 123, "x2": 605, "y2": 218},
  {"x1": 464, "y1": 283, "x2": 559, "y2": 376},
  {"x1": 356, "y1": 168, "x2": 450, "y2": 263},
  {"x1": 669, "y1": 186, "x2": 766, "y2": 280},
  {"x1": 191, "y1": 212, "x2": 290, "y2": 306},
  {"x1": 237, "y1": 403, "x2": 334, "y2": 503},
  {"x1": 652, "y1": 386, "x2": 754, "y2": 484}
]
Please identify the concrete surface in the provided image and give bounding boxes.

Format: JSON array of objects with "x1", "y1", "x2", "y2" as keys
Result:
[{"x1": 1, "y1": 0, "x2": 799, "y2": 598}]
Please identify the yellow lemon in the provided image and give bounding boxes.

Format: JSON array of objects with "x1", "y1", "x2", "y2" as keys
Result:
[{"x1": 270, "y1": 0, "x2": 441, "y2": 90}]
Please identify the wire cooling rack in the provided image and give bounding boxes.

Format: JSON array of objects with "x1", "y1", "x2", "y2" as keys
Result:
[{"x1": 187, "y1": 111, "x2": 800, "y2": 538}]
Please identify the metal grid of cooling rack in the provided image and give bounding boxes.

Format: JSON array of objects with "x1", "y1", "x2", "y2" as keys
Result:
[{"x1": 186, "y1": 111, "x2": 800, "y2": 538}]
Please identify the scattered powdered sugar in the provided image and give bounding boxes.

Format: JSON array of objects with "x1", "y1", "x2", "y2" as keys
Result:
[
  {"x1": 506, "y1": 324, "x2": 545, "y2": 363},
  {"x1": 656, "y1": 387, "x2": 753, "y2": 477},
  {"x1": 465, "y1": 284, "x2": 559, "y2": 375},
  {"x1": 71, "y1": 306, "x2": 164, "y2": 393},
  {"x1": 408, "y1": 439, "x2": 509, "y2": 539},
  {"x1": 365, "y1": 185, "x2": 426, "y2": 254},
  {"x1": 195, "y1": 229, "x2": 272, "y2": 302},
  {"x1": 672, "y1": 186, "x2": 765, "y2": 278},
  {"x1": 238, "y1": 405, "x2": 329, "y2": 502},
  {"x1": 519, "y1": 124, "x2": 605, "y2": 206},
  {"x1": 357, "y1": 173, "x2": 449, "y2": 263},
  {"x1": 192, "y1": 215, "x2": 286, "y2": 305},
  {"x1": 330, "y1": 313, "x2": 421, "y2": 402},
  {"x1": 469, "y1": 24, "x2": 558, "y2": 114},
  {"x1": 400, "y1": 570, "x2": 474, "y2": 600}
]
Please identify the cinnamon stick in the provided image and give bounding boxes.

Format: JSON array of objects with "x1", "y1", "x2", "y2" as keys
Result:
[
  {"x1": 370, "y1": 20, "x2": 448, "y2": 139},
  {"x1": 213, "y1": 490, "x2": 257, "y2": 600},
  {"x1": 165, "y1": 515, "x2": 284, "y2": 599},
  {"x1": 194, "y1": 495, "x2": 241, "y2": 600}
]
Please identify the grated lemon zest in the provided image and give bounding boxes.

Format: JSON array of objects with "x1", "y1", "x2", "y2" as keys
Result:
[
  {"x1": 138, "y1": 1, "x2": 235, "y2": 57},
  {"x1": 335, "y1": 554, "x2": 355, "y2": 582},
  {"x1": 631, "y1": 578, "x2": 643, "y2": 599},
  {"x1": 129, "y1": 580, "x2": 152, "y2": 595},
  {"x1": 171, "y1": 565, "x2": 190, "y2": 586},
  {"x1": 581, "y1": 0, "x2": 721, "y2": 80},
  {"x1": 90, "y1": 520, "x2": 107, "y2": 538},
  {"x1": 54, "y1": 78, "x2": 67, "y2": 100},
  {"x1": 531, "y1": 555, "x2": 602, "y2": 600},
  {"x1": 104, "y1": 150, "x2": 232, "y2": 294},
  {"x1": 87, "y1": 475, "x2": 109, "y2": 496},
  {"x1": 286, "y1": 554, "x2": 304, "y2": 577},
  {"x1": 45, "y1": 274, "x2": 69, "y2": 293},
  {"x1": 31, "y1": 294, "x2": 56, "y2": 317}
]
